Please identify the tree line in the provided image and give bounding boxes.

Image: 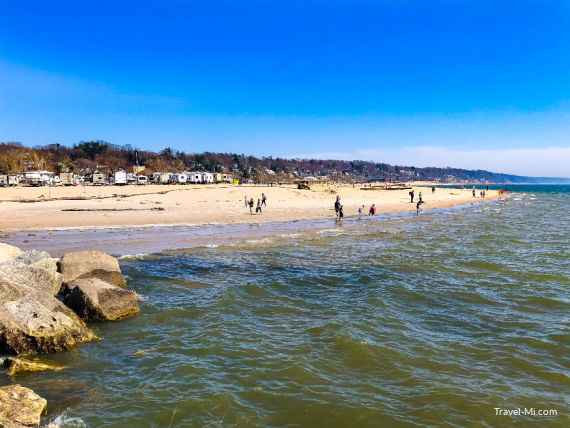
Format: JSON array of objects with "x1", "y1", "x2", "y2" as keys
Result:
[{"x1": 0, "y1": 141, "x2": 559, "y2": 183}]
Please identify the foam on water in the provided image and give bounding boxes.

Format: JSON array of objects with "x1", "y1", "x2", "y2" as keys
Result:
[{"x1": 48, "y1": 410, "x2": 87, "y2": 428}]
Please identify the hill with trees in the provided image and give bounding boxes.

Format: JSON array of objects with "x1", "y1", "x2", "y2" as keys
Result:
[{"x1": 1, "y1": 141, "x2": 568, "y2": 184}]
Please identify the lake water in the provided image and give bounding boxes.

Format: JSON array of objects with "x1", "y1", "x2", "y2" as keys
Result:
[{"x1": 1, "y1": 185, "x2": 568, "y2": 427}]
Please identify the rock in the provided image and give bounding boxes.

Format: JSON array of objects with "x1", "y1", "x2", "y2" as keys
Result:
[
  {"x1": 0, "y1": 384, "x2": 47, "y2": 427},
  {"x1": 0, "y1": 261, "x2": 63, "y2": 297},
  {"x1": 3, "y1": 357, "x2": 65, "y2": 376},
  {"x1": 0, "y1": 243, "x2": 23, "y2": 264},
  {"x1": 0, "y1": 294, "x2": 97, "y2": 356},
  {"x1": 14, "y1": 250, "x2": 59, "y2": 272},
  {"x1": 59, "y1": 251, "x2": 126, "y2": 287},
  {"x1": 63, "y1": 278, "x2": 140, "y2": 321},
  {"x1": 0, "y1": 251, "x2": 96, "y2": 356}
]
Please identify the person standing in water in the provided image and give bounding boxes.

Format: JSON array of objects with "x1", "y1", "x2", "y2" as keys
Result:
[
  {"x1": 338, "y1": 205, "x2": 344, "y2": 221},
  {"x1": 416, "y1": 201, "x2": 421, "y2": 216},
  {"x1": 369, "y1": 203, "x2": 376, "y2": 220},
  {"x1": 334, "y1": 196, "x2": 341, "y2": 217},
  {"x1": 358, "y1": 205, "x2": 364, "y2": 218}
]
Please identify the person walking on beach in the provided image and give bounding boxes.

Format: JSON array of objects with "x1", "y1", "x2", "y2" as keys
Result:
[
  {"x1": 249, "y1": 197, "x2": 254, "y2": 214},
  {"x1": 472, "y1": 187, "x2": 476, "y2": 197},
  {"x1": 419, "y1": 192, "x2": 423, "y2": 203},
  {"x1": 244, "y1": 196, "x2": 248, "y2": 207},
  {"x1": 432, "y1": 186, "x2": 435, "y2": 193},
  {"x1": 256, "y1": 198, "x2": 262, "y2": 214},
  {"x1": 409, "y1": 190, "x2": 414, "y2": 203},
  {"x1": 261, "y1": 193, "x2": 267, "y2": 207},
  {"x1": 369, "y1": 203, "x2": 376, "y2": 220}
]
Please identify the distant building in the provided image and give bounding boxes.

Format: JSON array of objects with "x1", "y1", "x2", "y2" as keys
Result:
[{"x1": 127, "y1": 165, "x2": 146, "y2": 174}]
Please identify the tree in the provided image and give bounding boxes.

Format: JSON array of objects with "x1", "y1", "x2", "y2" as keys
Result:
[
  {"x1": 95, "y1": 154, "x2": 125, "y2": 174},
  {"x1": 27, "y1": 149, "x2": 52, "y2": 170},
  {"x1": 160, "y1": 147, "x2": 175, "y2": 160},
  {"x1": 76, "y1": 141, "x2": 109, "y2": 160}
]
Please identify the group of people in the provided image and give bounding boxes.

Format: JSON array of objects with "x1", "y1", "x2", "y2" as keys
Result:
[
  {"x1": 245, "y1": 193, "x2": 267, "y2": 215},
  {"x1": 336, "y1": 187, "x2": 429, "y2": 222},
  {"x1": 409, "y1": 190, "x2": 423, "y2": 203},
  {"x1": 336, "y1": 196, "x2": 378, "y2": 222},
  {"x1": 409, "y1": 189, "x2": 425, "y2": 215},
  {"x1": 358, "y1": 204, "x2": 378, "y2": 219}
]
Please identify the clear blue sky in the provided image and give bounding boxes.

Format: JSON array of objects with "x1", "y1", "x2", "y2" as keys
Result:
[{"x1": 1, "y1": 0, "x2": 569, "y2": 176}]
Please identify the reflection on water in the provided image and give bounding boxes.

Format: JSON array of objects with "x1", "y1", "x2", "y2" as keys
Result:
[{"x1": 1, "y1": 186, "x2": 568, "y2": 427}]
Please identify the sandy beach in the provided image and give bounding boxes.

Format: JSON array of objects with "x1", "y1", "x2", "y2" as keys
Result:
[{"x1": 0, "y1": 183, "x2": 498, "y2": 232}]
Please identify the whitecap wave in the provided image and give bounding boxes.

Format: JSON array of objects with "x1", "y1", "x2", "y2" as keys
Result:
[
  {"x1": 133, "y1": 291, "x2": 149, "y2": 302},
  {"x1": 48, "y1": 409, "x2": 87, "y2": 428},
  {"x1": 118, "y1": 253, "x2": 151, "y2": 261}
]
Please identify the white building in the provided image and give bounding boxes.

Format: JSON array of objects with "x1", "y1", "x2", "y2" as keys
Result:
[
  {"x1": 201, "y1": 172, "x2": 214, "y2": 184},
  {"x1": 188, "y1": 172, "x2": 203, "y2": 183},
  {"x1": 113, "y1": 170, "x2": 127, "y2": 185},
  {"x1": 170, "y1": 173, "x2": 188, "y2": 184}
]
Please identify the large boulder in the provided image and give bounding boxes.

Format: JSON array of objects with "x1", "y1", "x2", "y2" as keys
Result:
[
  {"x1": 14, "y1": 249, "x2": 59, "y2": 272},
  {"x1": 63, "y1": 278, "x2": 140, "y2": 321},
  {"x1": 0, "y1": 384, "x2": 47, "y2": 427},
  {"x1": 0, "y1": 243, "x2": 23, "y2": 264},
  {"x1": 0, "y1": 293, "x2": 97, "y2": 356},
  {"x1": 0, "y1": 261, "x2": 63, "y2": 297},
  {"x1": 58, "y1": 251, "x2": 126, "y2": 287}
]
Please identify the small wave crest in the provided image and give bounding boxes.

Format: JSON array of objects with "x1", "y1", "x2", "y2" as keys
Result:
[
  {"x1": 118, "y1": 253, "x2": 152, "y2": 261},
  {"x1": 133, "y1": 291, "x2": 149, "y2": 302},
  {"x1": 48, "y1": 409, "x2": 87, "y2": 428}
]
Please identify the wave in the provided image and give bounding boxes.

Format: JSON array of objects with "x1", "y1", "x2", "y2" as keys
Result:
[
  {"x1": 118, "y1": 253, "x2": 152, "y2": 261},
  {"x1": 48, "y1": 409, "x2": 87, "y2": 428}
]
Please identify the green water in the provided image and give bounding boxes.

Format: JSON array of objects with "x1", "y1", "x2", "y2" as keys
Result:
[{"x1": 1, "y1": 186, "x2": 568, "y2": 427}]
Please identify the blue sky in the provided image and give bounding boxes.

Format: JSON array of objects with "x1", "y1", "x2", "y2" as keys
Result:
[{"x1": 1, "y1": 0, "x2": 569, "y2": 176}]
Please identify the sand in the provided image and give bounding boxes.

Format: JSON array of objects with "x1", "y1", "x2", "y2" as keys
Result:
[{"x1": 0, "y1": 183, "x2": 499, "y2": 232}]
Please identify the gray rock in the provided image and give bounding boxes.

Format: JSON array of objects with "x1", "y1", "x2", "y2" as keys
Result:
[
  {"x1": 63, "y1": 278, "x2": 140, "y2": 321},
  {"x1": 0, "y1": 293, "x2": 97, "y2": 356},
  {"x1": 0, "y1": 247, "x2": 97, "y2": 357},
  {"x1": 0, "y1": 384, "x2": 47, "y2": 427},
  {"x1": 14, "y1": 250, "x2": 59, "y2": 272},
  {"x1": 59, "y1": 251, "x2": 126, "y2": 287},
  {"x1": 0, "y1": 243, "x2": 23, "y2": 264},
  {"x1": 0, "y1": 261, "x2": 63, "y2": 297}
]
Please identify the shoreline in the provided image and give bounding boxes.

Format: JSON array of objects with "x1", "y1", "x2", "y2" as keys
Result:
[
  {"x1": 0, "y1": 183, "x2": 500, "y2": 234},
  {"x1": 1, "y1": 197, "x2": 504, "y2": 257}
]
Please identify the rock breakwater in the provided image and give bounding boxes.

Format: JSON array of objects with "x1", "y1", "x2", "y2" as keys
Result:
[{"x1": 0, "y1": 243, "x2": 139, "y2": 427}]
